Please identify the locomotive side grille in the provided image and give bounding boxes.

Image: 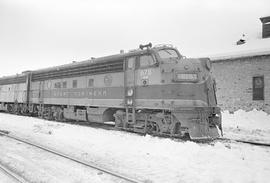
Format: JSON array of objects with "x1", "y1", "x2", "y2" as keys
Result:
[
  {"x1": 0, "y1": 75, "x2": 26, "y2": 85},
  {"x1": 32, "y1": 60, "x2": 124, "y2": 81}
]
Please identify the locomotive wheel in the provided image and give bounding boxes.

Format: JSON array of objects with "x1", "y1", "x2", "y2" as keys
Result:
[
  {"x1": 114, "y1": 110, "x2": 125, "y2": 128},
  {"x1": 7, "y1": 105, "x2": 13, "y2": 113},
  {"x1": 146, "y1": 121, "x2": 160, "y2": 135}
]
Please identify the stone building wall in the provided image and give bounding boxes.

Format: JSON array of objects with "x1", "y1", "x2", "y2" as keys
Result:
[{"x1": 211, "y1": 54, "x2": 270, "y2": 113}]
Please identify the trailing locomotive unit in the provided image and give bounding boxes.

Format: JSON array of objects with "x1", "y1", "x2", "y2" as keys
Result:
[{"x1": 0, "y1": 43, "x2": 222, "y2": 139}]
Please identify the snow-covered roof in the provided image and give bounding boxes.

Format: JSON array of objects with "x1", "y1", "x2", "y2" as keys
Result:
[{"x1": 208, "y1": 38, "x2": 270, "y2": 61}]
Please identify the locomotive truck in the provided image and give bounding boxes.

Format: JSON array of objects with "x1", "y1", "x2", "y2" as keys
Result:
[{"x1": 0, "y1": 43, "x2": 222, "y2": 139}]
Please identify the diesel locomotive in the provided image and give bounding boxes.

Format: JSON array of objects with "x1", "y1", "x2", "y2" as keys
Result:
[{"x1": 0, "y1": 43, "x2": 222, "y2": 139}]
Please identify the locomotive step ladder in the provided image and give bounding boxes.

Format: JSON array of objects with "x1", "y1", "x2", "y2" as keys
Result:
[
  {"x1": 125, "y1": 106, "x2": 135, "y2": 125},
  {"x1": 124, "y1": 86, "x2": 136, "y2": 129},
  {"x1": 123, "y1": 56, "x2": 148, "y2": 134},
  {"x1": 124, "y1": 56, "x2": 137, "y2": 130}
]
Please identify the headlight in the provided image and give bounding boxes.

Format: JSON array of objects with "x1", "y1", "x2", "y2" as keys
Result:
[
  {"x1": 200, "y1": 58, "x2": 211, "y2": 70},
  {"x1": 175, "y1": 73, "x2": 198, "y2": 81}
]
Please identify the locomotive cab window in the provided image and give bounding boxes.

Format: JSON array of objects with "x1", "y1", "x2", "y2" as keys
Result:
[
  {"x1": 126, "y1": 57, "x2": 136, "y2": 70},
  {"x1": 139, "y1": 55, "x2": 155, "y2": 68},
  {"x1": 158, "y1": 49, "x2": 179, "y2": 59},
  {"x1": 253, "y1": 76, "x2": 264, "y2": 100}
]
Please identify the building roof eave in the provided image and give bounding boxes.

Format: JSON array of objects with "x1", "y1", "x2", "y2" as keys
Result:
[{"x1": 210, "y1": 49, "x2": 270, "y2": 62}]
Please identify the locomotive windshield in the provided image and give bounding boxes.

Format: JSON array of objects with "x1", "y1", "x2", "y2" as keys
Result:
[{"x1": 158, "y1": 49, "x2": 179, "y2": 59}]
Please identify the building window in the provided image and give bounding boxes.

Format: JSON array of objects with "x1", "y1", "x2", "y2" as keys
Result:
[
  {"x1": 62, "y1": 81, "x2": 67, "y2": 88},
  {"x1": 260, "y1": 16, "x2": 270, "y2": 38},
  {"x1": 88, "y1": 79, "x2": 94, "y2": 87},
  {"x1": 72, "y1": 80, "x2": 77, "y2": 88},
  {"x1": 253, "y1": 76, "x2": 264, "y2": 100}
]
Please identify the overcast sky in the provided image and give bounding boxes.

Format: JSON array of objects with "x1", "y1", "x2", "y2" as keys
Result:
[{"x1": 0, "y1": 0, "x2": 269, "y2": 76}]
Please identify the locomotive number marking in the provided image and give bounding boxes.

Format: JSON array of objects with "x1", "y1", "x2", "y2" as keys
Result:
[{"x1": 140, "y1": 69, "x2": 152, "y2": 79}]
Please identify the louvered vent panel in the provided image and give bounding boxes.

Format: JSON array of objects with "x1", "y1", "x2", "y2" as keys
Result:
[
  {"x1": 0, "y1": 76, "x2": 26, "y2": 85},
  {"x1": 32, "y1": 60, "x2": 124, "y2": 81}
]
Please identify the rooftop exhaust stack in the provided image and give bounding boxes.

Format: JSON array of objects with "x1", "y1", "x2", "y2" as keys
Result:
[{"x1": 260, "y1": 16, "x2": 270, "y2": 38}]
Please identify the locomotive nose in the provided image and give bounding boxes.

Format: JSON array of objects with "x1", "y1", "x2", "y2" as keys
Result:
[{"x1": 172, "y1": 58, "x2": 208, "y2": 83}]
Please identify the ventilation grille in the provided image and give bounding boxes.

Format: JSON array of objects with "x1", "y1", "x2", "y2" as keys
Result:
[
  {"x1": 0, "y1": 76, "x2": 26, "y2": 85},
  {"x1": 32, "y1": 59, "x2": 124, "y2": 81}
]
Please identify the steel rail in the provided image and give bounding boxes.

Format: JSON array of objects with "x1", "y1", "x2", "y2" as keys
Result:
[
  {"x1": 234, "y1": 139, "x2": 270, "y2": 147},
  {"x1": 0, "y1": 131, "x2": 143, "y2": 183},
  {"x1": 218, "y1": 137, "x2": 270, "y2": 147},
  {"x1": 0, "y1": 163, "x2": 28, "y2": 183}
]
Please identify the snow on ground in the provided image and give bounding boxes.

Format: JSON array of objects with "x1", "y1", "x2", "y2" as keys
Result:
[
  {"x1": 0, "y1": 137, "x2": 121, "y2": 183},
  {"x1": 0, "y1": 110, "x2": 270, "y2": 183},
  {"x1": 0, "y1": 170, "x2": 17, "y2": 183},
  {"x1": 222, "y1": 109, "x2": 270, "y2": 143}
]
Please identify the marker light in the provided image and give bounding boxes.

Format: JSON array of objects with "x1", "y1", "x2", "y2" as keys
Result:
[
  {"x1": 127, "y1": 88, "x2": 133, "y2": 96},
  {"x1": 127, "y1": 99, "x2": 133, "y2": 105}
]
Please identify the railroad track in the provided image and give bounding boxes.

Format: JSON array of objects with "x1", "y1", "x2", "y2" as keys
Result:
[
  {"x1": 0, "y1": 162, "x2": 28, "y2": 183},
  {"x1": 217, "y1": 137, "x2": 270, "y2": 147},
  {"x1": 0, "y1": 130, "x2": 143, "y2": 183},
  {"x1": 179, "y1": 135, "x2": 270, "y2": 147}
]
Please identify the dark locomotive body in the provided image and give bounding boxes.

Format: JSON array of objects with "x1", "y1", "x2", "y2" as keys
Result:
[{"x1": 0, "y1": 44, "x2": 222, "y2": 139}]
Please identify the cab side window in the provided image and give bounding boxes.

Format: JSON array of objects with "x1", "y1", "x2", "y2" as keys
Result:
[
  {"x1": 126, "y1": 57, "x2": 136, "y2": 70},
  {"x1": 139, "y1": 55, "x2": 155, "y2": 68}
]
